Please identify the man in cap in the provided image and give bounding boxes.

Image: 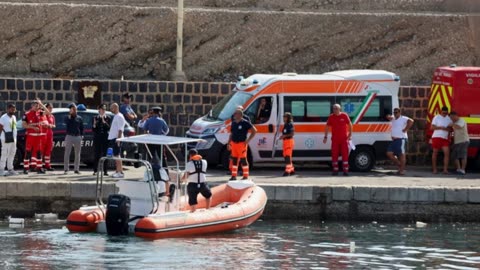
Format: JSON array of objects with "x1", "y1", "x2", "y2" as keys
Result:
[
  {"x1": 120, "y1": 93, "x2": 137, "y2": 126},
  {"x1": 92, "y1": 104, "x2": 111, "y2": 175},
  {"x1": 22, "y1": 100, "x2": 44, "y2": 174},
  {"x1": 63, "y1": 103, "x2": 84, "y2": 174},
  {"x1": 431, "y1": 106, "x2": 453, "y2": 174},
  {"x1": 143, "y1": 106, "x2": 169, "y2": 164}
]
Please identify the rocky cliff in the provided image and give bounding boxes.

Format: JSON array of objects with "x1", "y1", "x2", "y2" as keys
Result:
[{"x1": 0, "y1": 1, "x2": 479, "y2": 84}]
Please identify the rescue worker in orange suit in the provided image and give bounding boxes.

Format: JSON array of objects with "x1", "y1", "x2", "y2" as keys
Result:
[
  {"x1": 228, "y1": 109, "x2": 257, "y2": 180},
  {"x1": 227, "y1": 106, "x2": 251, "y2": 175},
  {"x1": 22, "y1": 101, "x2": 45, "y2": 174},
  {"x1": 280, "y1": 112, "x2": 295, "y2": 176},
  {"x1": 323, "y1": 104, "x2": 353, "y2": 176},
  {"x1": 37, "y1": 101, "x2": 56, "y2": 171}
]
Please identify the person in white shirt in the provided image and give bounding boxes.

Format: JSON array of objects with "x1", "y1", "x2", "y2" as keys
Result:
[
  {"x1": 0, "y1": 104, "x2": 18, "y2": 176},
  {"x1": 183, "y1": 149, "x2": 211, "y2": 213},
  {"x1": 108, "y1": 103, "x2": 126, "y2": 178},
  {"x1": 386, "y1": 108, "x2": 414, "y2": 175},
  {"x1": 448, "y1": 111, "x2": 470, "y2": 175},
  {"x1": 431, "y1": 106, "x2": 453, "y2": 174}
]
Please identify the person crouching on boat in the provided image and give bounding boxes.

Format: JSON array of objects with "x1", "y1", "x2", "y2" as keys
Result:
[{"x1": 183, "y1": 149, "x2": 211, "y2": 213}]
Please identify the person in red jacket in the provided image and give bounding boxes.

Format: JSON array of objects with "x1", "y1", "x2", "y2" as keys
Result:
[
  {"x1": 22, "y1": 101, "x2": 45, "y2": 174},
  {"x1": 37, "y1": 101, "x2": 56, "y2": 171},
  {"x1": 323, "y1": 104, "x2": 353, "y2": 176}
]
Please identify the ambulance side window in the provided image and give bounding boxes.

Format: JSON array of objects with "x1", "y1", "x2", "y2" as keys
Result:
[
  {"x1": 335, "y1": 96, "x2": 392, "y2": 122},
  {"x1": 284, "y1": 96, "x2": 331, "y2": 122}
]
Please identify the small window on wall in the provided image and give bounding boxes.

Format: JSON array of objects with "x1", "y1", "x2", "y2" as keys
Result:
[
  {"x1": 336, "y1": 96, "x2": 392, "y2": 122},
  {"x1": 284, "y1": 96, "x2": 331, "y2": 122}
]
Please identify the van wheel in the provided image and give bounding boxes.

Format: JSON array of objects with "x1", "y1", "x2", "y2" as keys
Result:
[{"x1": 349, "y1": 147, "x2": 375, "y2": 172}]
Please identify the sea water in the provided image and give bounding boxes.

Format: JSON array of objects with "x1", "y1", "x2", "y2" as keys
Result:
[{"x1": 1, "y1": 220, "x2": 479, "y2": 269}]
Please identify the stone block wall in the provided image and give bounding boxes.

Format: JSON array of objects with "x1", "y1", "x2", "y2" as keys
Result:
[
  {"x1": 0, "y1": 78, "x2": 431, "y2": 165},
  {"x1": 400, "y1": 86, "x2": 431, "y2": 165},
  {"x1": 0, "y1": 78, "x2": 234, "y2": 137}
]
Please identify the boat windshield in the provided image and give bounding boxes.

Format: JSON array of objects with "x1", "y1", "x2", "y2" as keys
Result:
[{"x1": 206, "y1": 91, "x2": 252, "y2": 121}]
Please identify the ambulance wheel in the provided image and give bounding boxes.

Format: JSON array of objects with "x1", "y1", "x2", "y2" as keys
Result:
[{"x1": 349, "y1": 147, "x2": 375, "y2": 172}]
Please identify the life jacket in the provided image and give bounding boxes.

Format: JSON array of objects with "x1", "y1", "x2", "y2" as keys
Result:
[{"x1": 190, "y1": 155, "x2": 206, "y2": 187}]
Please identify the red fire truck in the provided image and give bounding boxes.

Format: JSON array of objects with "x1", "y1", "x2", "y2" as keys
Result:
[{"x1": 426, "y1": 65, "x2": 480, "y2": 167}]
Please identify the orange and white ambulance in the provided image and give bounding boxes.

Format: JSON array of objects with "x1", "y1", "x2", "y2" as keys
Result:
[
  {"x1": 426, "y1": 66, "x2": 480, "y2": 167},
  {"x1": 186, "y1": 70, "x2": 401, "y2": 171}
]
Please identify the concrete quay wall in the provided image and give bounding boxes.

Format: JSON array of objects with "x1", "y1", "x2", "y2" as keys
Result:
[{"x1": 2, "y1": 181, "x2": 480, "y2": 222}]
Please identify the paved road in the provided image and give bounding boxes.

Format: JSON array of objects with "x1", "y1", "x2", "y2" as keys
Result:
[{"x1": 2, "y1": 165, "x2": 478, "y2": 188}]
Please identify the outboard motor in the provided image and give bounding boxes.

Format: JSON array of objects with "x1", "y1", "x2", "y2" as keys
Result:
[{"x1": 105, "y1": 194, "x2": 131, "y2": 236}]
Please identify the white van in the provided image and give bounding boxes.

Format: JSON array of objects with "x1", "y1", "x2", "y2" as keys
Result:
[{"x1": 186, "y1": 70, "x2": 400, "y2": 171}]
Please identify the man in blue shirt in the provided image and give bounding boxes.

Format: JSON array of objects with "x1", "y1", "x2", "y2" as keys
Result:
[
  {"x1": 144, "y1": 107, "x2": 169, "y2": 135},
  {"x1": 144, "y1": 107, "x2": 169, "y2": 165},
  {"x1": 120, "y1": 93, "x2": 137, "y2": 126}
]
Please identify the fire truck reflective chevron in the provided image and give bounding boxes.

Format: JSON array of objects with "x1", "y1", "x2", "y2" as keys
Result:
[{"x1": 427, "y1": 84, "x2": 453, "y2": 122}]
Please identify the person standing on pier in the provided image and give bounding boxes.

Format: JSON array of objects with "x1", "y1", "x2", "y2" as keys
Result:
[
  {"x1": 228, "y1": 109, "x2": 257, "y2": 180},
  {"x1": 109, "y1": 103, "x2": 126, "y2": 179},
  {"x1": 431, "y1": 106, "x2": 452, "y2": 174},
  {"x1": 386, "y1": 108, "x2": 414, "y2": 175},
  {"x1": 22, "y1": 101, "x2": 43, "y2": 174},
  {"x1": 323, "y1": 104, "x2": 353, "y2": 176},
  {"x1": 448, "y1": 111, "x2": 470, "y2": 175},
  {"x1": 0, "y1": 104, "x2": 18, "y2": 176},
  {"x1": 63, "y1": 103, "x2": 84, "y2": 175},
  {"x1": 143, "y1": 106, "x2": 169, "y2": 165},
  {"x1": 92, "y1": 104, "x2": 111, "y2": 176},
  {"x1": 36, "y1": 101, "x2": 55, "y2": 171},
  {"x1": 120, "y1": 93, "x2": 137, "y2": 127},
  {"x1": 280, "y1": 112, "x2": 295, "y2": 177}
]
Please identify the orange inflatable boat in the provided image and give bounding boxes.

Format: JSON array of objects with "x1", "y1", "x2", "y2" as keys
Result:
[
  {"x1": 135, "y1": 180, "x2": 267, "y2": 239},
  {"x1": 67, "y1": 135, "x2": 267, "y2": 239},
  {"x1": 67, "y1": 180, "x2": 267, "y2": 239}
]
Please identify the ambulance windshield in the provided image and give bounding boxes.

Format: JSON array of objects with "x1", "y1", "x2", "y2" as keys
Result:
[{"x1": 208, "y1": 91, "x2": 252, "y2": 121}]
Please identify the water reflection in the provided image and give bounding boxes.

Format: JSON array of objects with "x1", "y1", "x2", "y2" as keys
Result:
[{"x1": 1, "y1": 221, "x2": 480, "y2": 269}]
